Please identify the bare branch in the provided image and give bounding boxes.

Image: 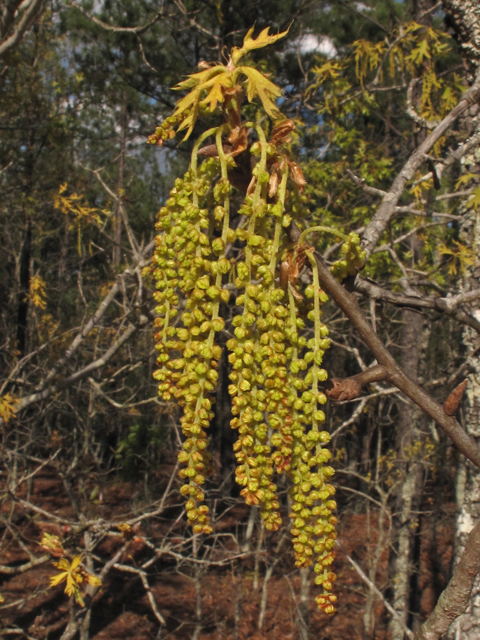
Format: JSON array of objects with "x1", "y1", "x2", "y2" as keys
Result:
[
  {"x1": 346, "y1": 169, "x2": 387, "y2": 198},
  {"x1": 406, "y1": 79, "x2": 439, "y2": 130},
  {"x1": 355, "y1": 277, "x2": 480, "y2": 334},
  {"x1": 0, "y1": 0, "x2": 45, "y2": 57},
  {"x1": 325, "y1": 364, "x2": 387, "y2": 402},
  {"x1": 361, "y1": 69, "x2": 480, "y2": 258},
  {"x1": 172, "y1": 0, "x2": 220, "y2": 45},
  {"x1": 67, "y1": 1, "x2": 165, "y2": 35},
  {"x1": 0, "y1": 554, "x2": 49, "y2": 574},
  {"x1": 338, "y1": 542, "x2": 415, "y2": 640},
  {"x1": 36, "y1": 238, "x2": 154, "y2": 393},
  {"x1": 330, "y1": 397, "x2": 368, "y2": 438},
  {"x1": 113, "y1": 564, "x2": 166, "y2": 625},
  {"x1": 10, "y1": 314, "x2": 149, "y2": 418}
]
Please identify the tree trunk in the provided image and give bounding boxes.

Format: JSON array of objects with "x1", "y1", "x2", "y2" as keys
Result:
[
  {"x1": 442, "y1": 0, "x2": 480, "y2": 80},
  {"x1": 438, "y1": 3, "x2": 480, "y2": 635},
  {"x1": 113, "y1": 95, "x2": 127, "y2": 267},
  {"x1": 298, "y1": 567, "x2": 310, "y2": 640},
  {"x1": 16, "y1": 216, "x2": 31, "y2": 357},
  {"x1": 389, "y1": 309, "x2": 426, "y2": 640}
]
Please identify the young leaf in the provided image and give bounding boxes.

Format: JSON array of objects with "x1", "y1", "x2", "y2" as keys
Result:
[
  {"x1": 467, "y1": 185, "x2": 480, "y2": 210},
  {"x1": 237, "y1": 66, "x2": 284, "y2": 120},
  {"x1": 231, "y1": 26, "x2": 290, "y2": 66}
]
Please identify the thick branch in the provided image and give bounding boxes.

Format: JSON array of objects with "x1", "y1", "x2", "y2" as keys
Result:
[
  {"x1": 414, "y1": 520, "x2": 480, "y2": 640},
  {"x1": 289, "y1": 222, "x2": 480, "y2": 470},
  {"x1": 325, "y1": 364, "x2": 387, "y2": 402},
  {"x1": 355, "y1": 277, "x2": 480, "y2": 334},
  {"x1": 0, "y1": 0, "x2": 45, "y2": 57}
]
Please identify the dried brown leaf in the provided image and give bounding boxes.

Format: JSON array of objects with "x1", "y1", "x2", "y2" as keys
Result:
[{"x1": 443, "y1": 379, "x2": 468, "y2": 416}]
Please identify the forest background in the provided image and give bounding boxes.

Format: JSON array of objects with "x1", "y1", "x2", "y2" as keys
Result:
[{"x1": 1, "y1": 0, "x2": 480, "y2": 639}]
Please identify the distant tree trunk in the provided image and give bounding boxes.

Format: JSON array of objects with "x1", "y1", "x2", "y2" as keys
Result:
[
  {"x1": 58, "y1": 212, "x2": 69, "y2": 286},
  {"x1": 298, "y1": 566, "x2": 310, "y2": 640},
  {"x1": 113, "y1": 95, "x2": 127, "y2": 267},
  {"x1": 16, "y1": 215, "x2": 31, "y2": 357},
  {"x1": 389, "y1": 309, "x2": 426, "y2": 640}
]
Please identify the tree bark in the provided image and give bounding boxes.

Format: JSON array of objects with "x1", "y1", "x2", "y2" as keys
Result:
[
  {"x1": 113, "y1": 95, "x2": 127, "y2": 267},
  {"x1": 389, "y1": 309, "x2": 426, "y2": 640},
  {"x1": 16, "y1": 216, "x2": 31, "y2": 357},
  {"x1": 442, "y1": 0, "x2": 480, "y2": 80},
  {"x1": 440, "y1": 2, "x2": 480, "y2": 630}
]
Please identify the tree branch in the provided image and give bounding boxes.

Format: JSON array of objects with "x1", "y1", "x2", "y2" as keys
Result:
[
  {"x1": 361, "y1": 69, "x2": 480, "y2": 258},
  {"x1": 288, "y1": 221, "x2": 480, "y2": 470},
  {"x1": 8, "y1": 314, "x2": 149, "y2": 420},
  {"x1": 0, "y1": 0, "x2": 45, "y2": 57},
  {"x1": 325, "y1": 364, "x2": 387, "y2": 402},
  {"x1": 355, "y1": 277, "x2": 480, "y2": 334},
  {"x1": 67, "y1": 1, "x2": 165, "y2": 35},
  {"x1": 414, "y1": 520, "x2": 480, "y2": 640},
  {"x1": 36, "y1": 238, "x2": 154, "y2": 393},
  {"x1": 338, "y1": 542, "x2": 415, "y2": 640}
]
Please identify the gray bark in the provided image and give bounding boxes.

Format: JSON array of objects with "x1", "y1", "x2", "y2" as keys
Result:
[
  {"x1": 442, "y1": 0, "x2": 480, "y2": 80},
  {"x1": 389, "y1": 310, "x2": 426, "y2": 640},
  {"x1": 437, "y1": 4, "x2": 480, "y2": 635}
]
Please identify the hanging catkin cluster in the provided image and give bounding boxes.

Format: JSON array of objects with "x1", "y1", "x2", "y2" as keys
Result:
[{"x1": 149, "y1": 27, "x2": 366, "y2": 615}]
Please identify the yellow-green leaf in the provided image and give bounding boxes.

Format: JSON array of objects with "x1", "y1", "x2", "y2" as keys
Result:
[
  {"x1": 50, "y1": 571, "x2": 69, "y2": 587},
  {"x1": 237, "y1": 66, "x2": 283, "y2": 119},
  {"x1": 0, "y1": 393, "x2": 18, "y2": 423},
  {"x1": 231, "y1": 26, "x2": 290, "y2": 66},
  {"x1": 85, "y1": 574, "x2": 102, "y2": 587},
  {"x1": 455, "y1": 173, "x2": 477, "y2": 190},
  {"x1": 467, "y1": 185, "x2": 480, "y2": 210}
]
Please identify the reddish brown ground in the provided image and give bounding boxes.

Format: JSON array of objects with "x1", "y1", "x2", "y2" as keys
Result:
[{"x1": 0, "y1": 471, "x2": 455, "y2": 640}]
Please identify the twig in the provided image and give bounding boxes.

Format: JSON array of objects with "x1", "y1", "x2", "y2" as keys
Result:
[
  {"x1": 113, "y1": 564, "x2": 166, "y2": 625},
  {"x1": 35, "y1": 234, "x2": 154, "y2": 394},
  {"x1": 67, "y1": 1, "x2": 165, "y2": 35},
  {"x1": 0, "y1": 553, "x2": 49, "y2": 574},
  {"x1": 355, "y1": 278, "x2": 480, "y2": 334},
  {"x1": 331, "y1": 397, "x2": 368, "y2": 439},
  {"x1": 346, "y1": 169, "x2": 387, "y2": 197},
  {"x1": 338, "y1": 542, "x2": 414, "y2": 639},
  {"x1": 7, "y1": 315, "x2": 149, "y2": 419},
  {"x1": 361, "y1": 68, "x2": 480, "y2": 258},
  {"x1": 406, "y1": 79, "x2": 439, "y2": 130}
]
